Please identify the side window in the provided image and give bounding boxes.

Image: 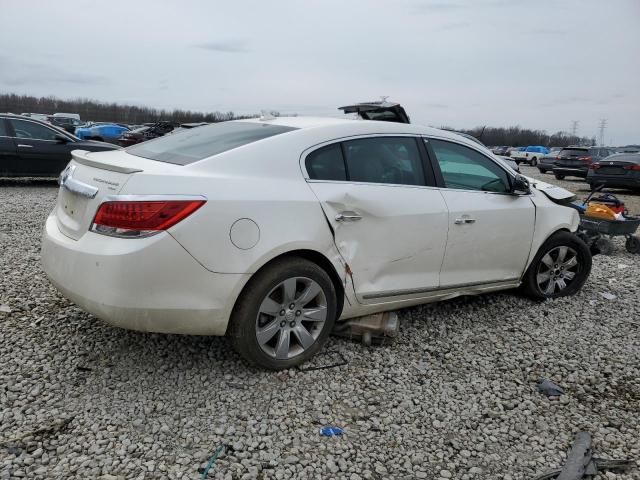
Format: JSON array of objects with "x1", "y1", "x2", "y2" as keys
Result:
[
  {"x1": 429, "y1": 139, "x2": 511, "y2": 193},
  {"x1": 0, "y1": 119, "x2": 8, "y2": 136},
  {"x1": 342, "y1": 137, "x2": 424, "y2": 186},
  {"x1": 305, "y1": 143, "x2": 347, "y2": 181},
  {"x1": 9, "y1": 119, "x2": 59, "y2": 141}
]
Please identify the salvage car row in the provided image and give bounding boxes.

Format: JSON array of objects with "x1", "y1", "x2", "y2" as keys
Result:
[{"x1": 492, "y1": 144, "x2": 640, "y2": 191}]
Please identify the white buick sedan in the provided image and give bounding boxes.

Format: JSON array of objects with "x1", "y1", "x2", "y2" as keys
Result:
[{"x1": 42, "y1": 117, "x2": 591, "y2": 369}]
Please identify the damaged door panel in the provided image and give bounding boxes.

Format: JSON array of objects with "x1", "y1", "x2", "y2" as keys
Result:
[{"x1": 306, "y1": 182, "x2": 449, "y2": 303}]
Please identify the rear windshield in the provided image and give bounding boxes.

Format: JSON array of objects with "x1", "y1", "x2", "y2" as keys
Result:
[
  {"x1": 560, "y1": 148, "x2": 588, "y2": 155},
  {"x1": 127, "y1": 121, "x2": 297, "y2": 165}
]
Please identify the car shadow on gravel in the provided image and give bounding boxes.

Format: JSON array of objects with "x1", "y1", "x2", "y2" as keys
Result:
[{"x1": 0, "y1": 177, "x2": 58, "y2": 187}]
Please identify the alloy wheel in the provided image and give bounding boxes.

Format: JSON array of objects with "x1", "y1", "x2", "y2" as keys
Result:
[
  {"x1": 536, "y1": 246, "x2": 580, "y2": 296},
  {"x1": 255, "y1": 277, "x2": 327, "y2": 360}
]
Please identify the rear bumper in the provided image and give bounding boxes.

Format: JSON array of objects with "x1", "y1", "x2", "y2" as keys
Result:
[
  {"x1": 553, "y1": 167, "x2": 588, "y2": 178},
  {"x1": 587, "y1": 175, "x2": 640, "y2": 189},
  {"x1": 41, "y1": 214, "x2": 250, "y2": 335}
]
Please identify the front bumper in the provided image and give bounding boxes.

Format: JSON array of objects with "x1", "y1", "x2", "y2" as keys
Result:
[{"x1": 41, "y1": 214, "x2": 250, "y2": 335}]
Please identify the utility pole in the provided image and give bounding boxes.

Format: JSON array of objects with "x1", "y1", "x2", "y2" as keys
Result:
[
  {"x1": 598, "y1": 119, "x2": 607, "y2": 146},
  {"x1": 571, "y1": 120, "x2": 579, "y2": 139}
]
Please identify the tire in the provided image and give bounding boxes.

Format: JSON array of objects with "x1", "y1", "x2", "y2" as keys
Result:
[
  {"x1": 625, "y1": 236, "x2": 640, "y2": 254},
  {"x1": 530, "y1": 157, "x2": 538, "y2": 167},
  {"x1": 521, "y1": 231, "x2": 592, "y2": 299},
  {"x1": 554, "y1": 174, "x2": 565, "y2": 180},
  {"x1": 227, "y1": 257, "x2": 337, "y2": 370},
  {"x1": 538, "y1": 168, "x2": 547, "y2": 174}
]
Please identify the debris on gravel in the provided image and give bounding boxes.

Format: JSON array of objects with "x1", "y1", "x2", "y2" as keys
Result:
[{"x1": 1, "y1": 180, "x2": 639, "y2": 479}]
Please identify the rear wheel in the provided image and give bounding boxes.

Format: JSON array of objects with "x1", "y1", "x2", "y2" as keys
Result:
[
  {"x1": 521, "y1": 231, "x2": 592, "y2": 299},
  {"x1": 554, "y1": 173, "x2": 565, "y2": 180},
  {"x1": 228, "y1": 257, "x2": 337, "y2": 370}
]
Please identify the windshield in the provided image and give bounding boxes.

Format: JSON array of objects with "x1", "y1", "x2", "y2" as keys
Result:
[{"x1": 127, "y1": 121, "x2": 298, "y2": 165}]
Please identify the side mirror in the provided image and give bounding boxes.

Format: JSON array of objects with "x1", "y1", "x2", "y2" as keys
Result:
[
  {"x1": 55, "y1": 134, "x2": 69, "y2": 144},
  {"x1": 512, "y1": 174, "x2": 531, "y2": 195}
]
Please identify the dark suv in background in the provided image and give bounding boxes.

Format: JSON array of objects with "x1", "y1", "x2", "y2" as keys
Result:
[
  {"x1": 0, "y1": 114, "x2": 119, "y2": 177},
  {"x1": 552, "y1": 146, "x2": 614, "y2": 180}
]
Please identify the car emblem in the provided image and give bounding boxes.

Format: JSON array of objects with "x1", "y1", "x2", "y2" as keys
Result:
[{"x1": 58, "y1": 164, "x2": 76, "y2": 187}]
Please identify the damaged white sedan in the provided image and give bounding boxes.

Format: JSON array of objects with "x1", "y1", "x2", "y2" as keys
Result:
[{"x1": 42, "y1": 117, "x2": 592, "y2": 369}]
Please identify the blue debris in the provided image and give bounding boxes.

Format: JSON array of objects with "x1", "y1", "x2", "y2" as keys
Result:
[{"x1": 319, "y1": 426, "x2": 344, "y2": 437}]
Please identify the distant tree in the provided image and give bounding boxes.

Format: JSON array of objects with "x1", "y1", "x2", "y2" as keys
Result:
[
  {"x1": 0, "y1": 92, "x2": 254, "y2": 124},
  {"x1": 440, "y1": 125, "x2": 593, "y2": 148}
]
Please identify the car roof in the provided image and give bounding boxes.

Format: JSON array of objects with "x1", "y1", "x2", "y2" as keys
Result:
[{"x1": 238, "y1": 116, "x2": 476, "y2": 145}]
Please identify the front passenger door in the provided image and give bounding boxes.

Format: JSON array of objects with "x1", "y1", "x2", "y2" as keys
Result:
[
  {"x1": 426, "y1": 138, "x2": 535, "y2": 287},
  {"x1": 7, "y1": 118, "x2": 72, "y2": 176}
]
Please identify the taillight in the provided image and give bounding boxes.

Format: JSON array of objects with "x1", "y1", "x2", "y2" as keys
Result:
[
  {"x1": 91, "y1": 198, "x2": 206, "y2": 238},
  {"x1": 555, "y1": 156, "x2": 561, "y2": 160},
  {"x1": 623, "y1": 164, "x2": 640, "y2": 171},
  {"x1": 589, "y1": 164, "x2": 600, "y2": 170},
  {"x1": 578, "y1": 156, "x2": 592, "y2": 163}
]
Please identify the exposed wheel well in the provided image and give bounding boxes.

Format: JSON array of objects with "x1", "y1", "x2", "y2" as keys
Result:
[{"x1": 236, "y1": 249, "x2": 346, "y2": 321}]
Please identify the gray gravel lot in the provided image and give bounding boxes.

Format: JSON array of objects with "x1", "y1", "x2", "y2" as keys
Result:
[{"x1": 1, "y1": 176, "x2": 639, "y2": 480}]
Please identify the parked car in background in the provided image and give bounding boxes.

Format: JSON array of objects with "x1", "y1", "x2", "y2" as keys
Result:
[
  {"x1": 49, "y1": 116, "x2": 83, "y2": 134},
  {"x1": 117, "y1": 121, "x2": 177, "y2": 147},
  {"x1": 537, "y1": 147, "x2": 563, "y2": 174},
  {"x1": 587, "y1": 153, "x2": 640, "y2": 190},
  {"x1": 491, "y1": 146, "x2": 510, "y2": 156},
  {"x1": 75, "y1": 123, "x2": 130, "y2": 144},
  {"x1": 511, "y1": 146, "x2": 549, "y2": 166},
  {"x1": 507, "y1": 147, "x2": 524, "y2": 157},
  {"x1": 0, "y1": 114, "x2": 119, "y2": 177},
  {"x1": 553, "y1": 146, "x2": 614, "y2": 180},
  {"x1": 41, "y1": 117, "x2": 591, "y2": 369},
  {"x1": 21, "y1": 113, "x2": 50, "y2": 122},
  {"x1": 53, "y1": 113, "x2": 81, "y2": 121}
]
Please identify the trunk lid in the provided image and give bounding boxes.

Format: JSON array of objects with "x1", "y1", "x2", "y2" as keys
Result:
[{"x1": 54, "y1": 149, "x2": 175, "y2": 240}]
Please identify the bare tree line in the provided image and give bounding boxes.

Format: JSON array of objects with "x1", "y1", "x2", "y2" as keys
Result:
[
  {"x1": 0, "y1": 93, "x2": 250, "y2": 124},
  {"x1": 446, "y1": 125, "x2": 595, "y2": 148},
  {"x1": 1, "y1": 93, "x2": 595, "y2": 146}
]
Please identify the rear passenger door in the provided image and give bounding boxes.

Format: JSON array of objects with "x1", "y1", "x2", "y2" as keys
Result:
[
  {"x1": 426, "y1": 138, "x2": 535, "y2": 287},
  {"x1": 303, "y1": 136, "x2": 449, "y2": 304}
]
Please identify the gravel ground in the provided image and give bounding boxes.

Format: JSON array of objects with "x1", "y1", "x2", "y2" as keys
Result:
[{"x1": 1, "y1": 178, "x2": 639, "y2": 480}]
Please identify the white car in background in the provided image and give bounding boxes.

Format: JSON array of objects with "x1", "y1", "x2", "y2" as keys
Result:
[{"x1": 42, "y1": 118, "x2": 592, "y2": 369}]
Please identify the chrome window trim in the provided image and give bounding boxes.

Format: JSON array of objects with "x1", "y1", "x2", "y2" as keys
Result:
[
  {"x1": 421, "y1": 135, "x2": 529, "y2": 195},
  {"x1": 3, "y1": 116, "x2": 76, "y2": 142},
  {"x1": 299, "y1": 133, "x2": 426, "y2": 185}
]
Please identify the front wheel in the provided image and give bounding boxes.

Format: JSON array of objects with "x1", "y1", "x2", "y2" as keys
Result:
[
  {"x1": 554, "y1": 173, "x2": 565, "y2": 180},
  {"x1": 228, "y1": 257, "x2": 337, "y2": 370},
  {"x1": 626, "y1": 236, "x2": 640, "y2": 254},
  {"x1": 521, "y1": 231, "x2": 592, "y2": 299}
]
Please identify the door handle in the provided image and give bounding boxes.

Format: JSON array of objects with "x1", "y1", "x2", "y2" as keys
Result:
[
  {"x1": 335, "y1": 211, "x2": 362, "y2": 222},
  {"x1": 17, "y1": 144, "x2": 33, "y2": 148},
  {"x1": 454, "y1": 218, "x2": 476, "y2": 225}
]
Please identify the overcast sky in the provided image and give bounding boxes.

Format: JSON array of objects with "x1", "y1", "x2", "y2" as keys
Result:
[{"x1": 1, "y1": 0, "x2": 638, "y2": 144}]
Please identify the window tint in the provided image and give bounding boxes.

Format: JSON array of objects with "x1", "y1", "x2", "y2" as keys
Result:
[
  {"x1": 0, "y1": 119, "x2": 8, "y2": 137},
  {"x1": 429, "y1": 139, "x2": 510, "y2": 193},
  {"x1": 9, "y1": 119, "x2": 59, "y2": 141},
  {"x1": 127, "y1": 122, "x2": 298, "y2": 165},
  {"x1": 306, "y1": 143, "x2": 347, "y2": 181},
  {"x1": 342, "y1": 137, "x2": 424, "y2": 186}
]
